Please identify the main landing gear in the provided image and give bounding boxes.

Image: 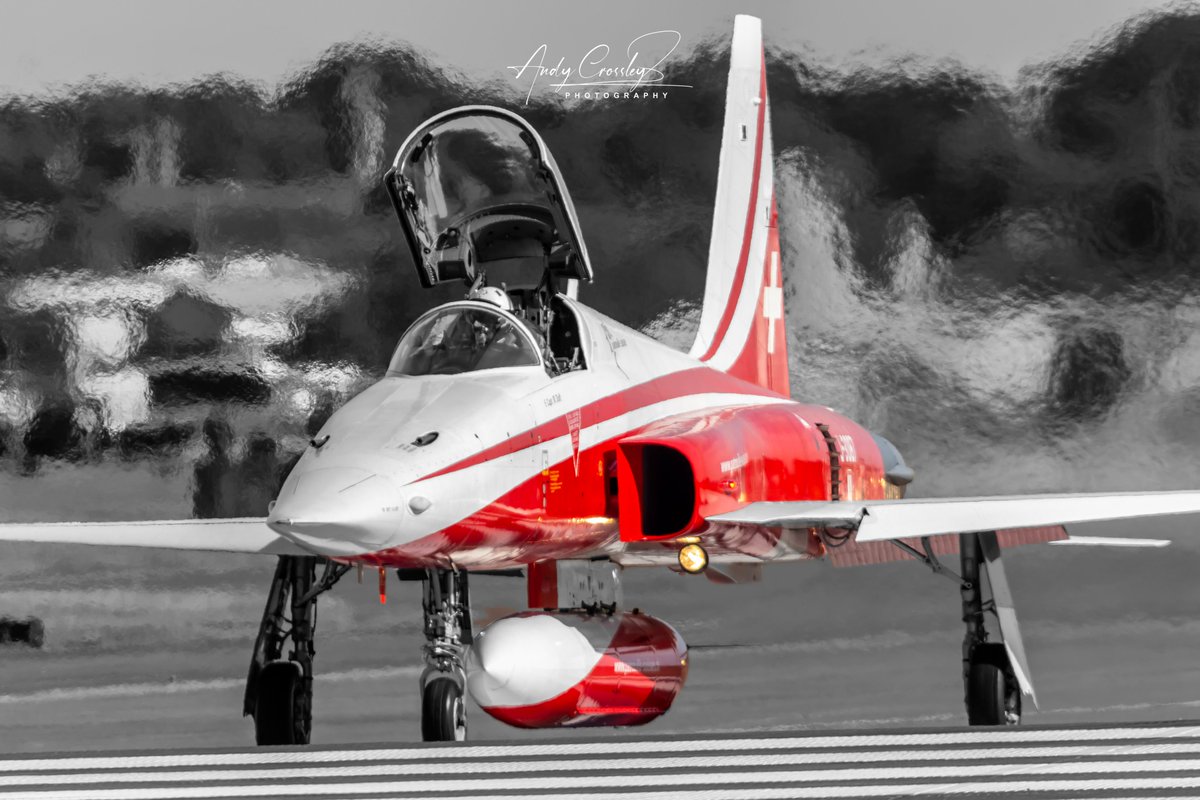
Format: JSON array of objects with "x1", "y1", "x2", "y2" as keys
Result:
[
  {"x1": 244, "y1": 559, "x2": 474, "y2": 745},
  {"x1": 417, "y1": 568, "x2": 472, "y2": 742},
  {"x1": 895, "y1": 530, "x2": 1032, "y2": 726},
  {"x1": 244, "y1": 556, "x2": 348, "y2": 745},
  {"x1": 959, "y1": 531, "x2": 1023, "y2": 726}
]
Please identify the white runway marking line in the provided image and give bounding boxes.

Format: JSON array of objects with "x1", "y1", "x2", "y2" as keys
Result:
[
  {"x1": 3, "y1": 724, "x2": 1200, "y2": 773},
  {"x1": 7, "y1": 743, "x2": 1200, "y2": 787},
  {"x1": 9, "y1": 772, "x2": 1200, "y2": 800},
  {"x1": 9, "y1": 760, "x2": 1200, "y2": 800},
  {"x1": 3, "y1": 727, "x2": 1200, "y2": 799}
]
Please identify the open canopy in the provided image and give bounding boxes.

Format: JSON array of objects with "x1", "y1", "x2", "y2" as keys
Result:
[{"x1": 384, "y1": 107, "x2": 593, "y2": 289}]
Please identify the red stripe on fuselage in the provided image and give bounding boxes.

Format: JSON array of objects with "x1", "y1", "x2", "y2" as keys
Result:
[
  {"x1": 414, "y1": 366, "x2": 780, "y2": 484},
  {"x1": 698, "y1": 54, "x2": 768, "y2": 363}
]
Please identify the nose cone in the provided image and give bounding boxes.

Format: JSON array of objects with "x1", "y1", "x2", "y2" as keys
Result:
[{"x1": 267, "y1": 467, "x2": 402, "y2": 555}]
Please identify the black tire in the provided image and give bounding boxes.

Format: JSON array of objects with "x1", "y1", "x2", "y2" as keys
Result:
[
  {"x1": 422, "y1": 677, "x2": 467, "y2": 742},
  {"x1": 254, "y1": 661, "x2": 301, "y2": 745},
  {"x1": 966, "y1": 660, "x2": 1006, "y2": 726}
]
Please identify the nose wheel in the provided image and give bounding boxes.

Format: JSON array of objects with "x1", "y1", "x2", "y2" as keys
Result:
[
  {"x1": 422, "y1": 676, "x2": 468, "y2": 741},
  {"x1": 419, "y1": 568, "x2": 472, "y2": 742}
]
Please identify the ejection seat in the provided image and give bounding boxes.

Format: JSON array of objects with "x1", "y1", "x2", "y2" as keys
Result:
[{"x1": 548, "y1": 296, "x2": 585, "y2": 373}]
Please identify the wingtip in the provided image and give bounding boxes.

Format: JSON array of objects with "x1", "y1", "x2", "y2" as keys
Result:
[{"x1": 1049, "y1": 536, "x2": 1172, "y2": 548}]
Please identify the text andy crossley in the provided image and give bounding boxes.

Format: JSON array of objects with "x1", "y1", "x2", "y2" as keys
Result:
[{"x1": 506, "y1": 31, "x2": 688, "y2": 103}]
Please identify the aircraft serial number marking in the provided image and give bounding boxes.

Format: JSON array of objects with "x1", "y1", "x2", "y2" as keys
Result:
[
  {"x1": 601, "y1": 324, "x2": 627, "y2": 351},
  {"x1": 720, "y1": 452, "x2": 749, "y2": 473},
  {"x1": 836, "y1": 433, "x2": 857, "y2": 463}
]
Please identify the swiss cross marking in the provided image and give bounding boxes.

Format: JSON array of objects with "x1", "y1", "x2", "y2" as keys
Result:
[{"x1": 763, "y1": 250, "x2": 783, "y2": 354}]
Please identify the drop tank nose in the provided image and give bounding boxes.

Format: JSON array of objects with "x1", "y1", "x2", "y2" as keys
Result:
[
  {"x1": 465, "y1": 613, "x2": 602, "y2": 704},
  {"x1": 267, "y1": 466, "x2": 403, "y2": 555}
]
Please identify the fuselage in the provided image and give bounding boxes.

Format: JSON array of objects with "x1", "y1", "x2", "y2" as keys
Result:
[{"x1": 266, "y1": 296, "x2": 893, "y2": 570}]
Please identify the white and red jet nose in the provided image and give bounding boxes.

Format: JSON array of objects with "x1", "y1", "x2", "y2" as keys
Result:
[
  {"x1": 267, "y1": 466, "x2": 403, "y2": 555},
  {"x1": 465, "y1": 610, "x2": 688, "y2": 728}
]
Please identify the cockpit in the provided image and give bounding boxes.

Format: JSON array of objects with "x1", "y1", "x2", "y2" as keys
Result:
[
  {"x1": 387, "y1": 304, "x2": 542, "y2": 377},
  {"x1": 383, "y1": 108, "x2": 594, "y2": 379}
]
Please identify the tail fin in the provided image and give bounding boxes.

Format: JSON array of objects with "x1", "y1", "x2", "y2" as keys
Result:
[{"x1": 688, "y1": 15, "x2": 788, "y2": 397}]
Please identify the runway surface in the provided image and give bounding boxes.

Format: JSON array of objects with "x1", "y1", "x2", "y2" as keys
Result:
[{"x1": 4, "y1": 722, "x2": 1200, "y2": 799}]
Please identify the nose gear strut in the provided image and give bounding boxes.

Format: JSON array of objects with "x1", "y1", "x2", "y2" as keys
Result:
[{"x1": 419, "y1": 568, "x2": 472, "y2": 742}]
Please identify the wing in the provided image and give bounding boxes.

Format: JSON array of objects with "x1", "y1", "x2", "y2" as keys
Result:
[
  {"x1": 681, "y1": 489, "x2": 1200, "y2": 710},
  {"x1": 708, "y1": 490, "x2": 1200, "y2": 545},
  {"x1": 0, "y1": 518, "x2": 308, "y2": 555}
]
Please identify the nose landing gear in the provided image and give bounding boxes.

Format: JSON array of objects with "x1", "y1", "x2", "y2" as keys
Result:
[{"x1": 419, "y1": 568, "x2": 472, "y2": 742}]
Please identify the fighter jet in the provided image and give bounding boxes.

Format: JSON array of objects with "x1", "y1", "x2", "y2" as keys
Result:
[{"x1": 3, "y1": 15, "x2": 1199, "y2": 744}]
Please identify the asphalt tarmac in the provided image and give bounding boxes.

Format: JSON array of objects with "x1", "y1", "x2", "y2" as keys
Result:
[{"x1": 0, "y1": 514, "x2": 1199, "y2": 753}]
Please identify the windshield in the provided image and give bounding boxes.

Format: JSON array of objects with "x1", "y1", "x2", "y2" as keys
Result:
[{"x1": 387, "y1": 306, "x2": 541, "y2": 377}]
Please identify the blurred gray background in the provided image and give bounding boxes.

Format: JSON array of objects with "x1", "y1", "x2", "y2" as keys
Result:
[{"x1": 2, "y1": 0, "x2": 1200, "y2": 751}]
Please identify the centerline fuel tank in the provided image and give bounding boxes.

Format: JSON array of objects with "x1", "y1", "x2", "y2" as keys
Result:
[{"x1": 465, "y1": 610, "x2": 687, "y2": 728}]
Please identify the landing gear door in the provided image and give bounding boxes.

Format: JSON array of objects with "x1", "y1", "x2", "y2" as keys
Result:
[{"x1": 384, "y1": 106, "x2": 594, "y2": 289}]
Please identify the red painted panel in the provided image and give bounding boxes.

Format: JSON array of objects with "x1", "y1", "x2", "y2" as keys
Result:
[
  {"x1": 352, "y1": 403, "x2": 893, "y2": 569},
  {"x1": 792, "y1": 404, "x2": 891, "y2": 503},
  {"x1": 826, "y1": 525, "x2": 1069, "y2": 568},
  {"x1": 527, "y1": 560, "x2": 558, "y2": 609},
  {"x1": 617, "y1": 404, "x2": 835, "y2": 541},
  {"x1": 722, "y1": 195, "x2": 790, "y2": 397}
]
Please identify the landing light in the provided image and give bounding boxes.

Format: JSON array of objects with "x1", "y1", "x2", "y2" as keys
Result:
[{"x1": 678, "y1": 543, "x2": 709, "y2": 574}]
